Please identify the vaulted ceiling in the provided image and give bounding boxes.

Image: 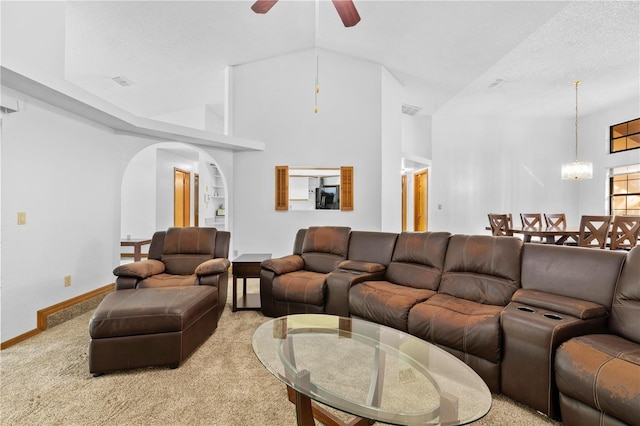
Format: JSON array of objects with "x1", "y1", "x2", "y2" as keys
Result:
[{"x1": 16, "y1": 1, "x2": 640, "y2": 121}]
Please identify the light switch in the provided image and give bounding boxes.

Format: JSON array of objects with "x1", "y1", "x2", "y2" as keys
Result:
[{"x1": 17, "y1": 212, "x2": 26, "y2": 225}]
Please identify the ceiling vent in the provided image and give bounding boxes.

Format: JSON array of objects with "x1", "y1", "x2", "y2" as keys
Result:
[
  {"x1": 1, "y1": 95, "x2": 19, "y2": 114},
  {"x1": 402, "y1": 104, "x2": 422, "y2": 116},
  {"x1": 488, "y1": 78, "x2": 505, "y2": 89},
  {"x1": 111, "y1": 76, "x2": 134, "y2": 87}
]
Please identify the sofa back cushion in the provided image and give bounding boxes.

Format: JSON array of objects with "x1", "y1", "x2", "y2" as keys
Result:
[
  {"x1": 347, "y1": 231, "x2": 398, "y2": 266},
  {"x1": 301, "y1": 226, "x2": 351, "y2": 273},
  {"x1": 521, "y1": 243, "x2": 626, "y2": 309},
  {"x1": 610, "y1": 246, "x2": 640, "y2": 343},
  {"x1": 161, "y1": 227, "x2": 217, "y2": 275},
  {"x1": 439, "y1": 234, "x2": 522, "y2": 306},
  {"x1": 385, "y1": 232, "x2": 451, "y2": 290}
]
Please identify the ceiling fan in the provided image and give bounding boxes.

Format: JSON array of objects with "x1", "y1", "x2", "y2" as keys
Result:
[{"x1": 251, "y1": 0, "x2": 361, "y2": 27}]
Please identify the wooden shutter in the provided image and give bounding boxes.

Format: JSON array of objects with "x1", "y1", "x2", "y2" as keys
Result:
[
  {"x1": 275, "y1": 166, "x2": 289, "y2": 210},
  {"x1": 340, "y1": 166, "x2": 354, "y2": 211}
]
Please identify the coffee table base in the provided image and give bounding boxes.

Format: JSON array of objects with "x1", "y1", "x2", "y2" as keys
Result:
[{"x1": 287, "y1": 387, "x2": 374, "y2": 426}]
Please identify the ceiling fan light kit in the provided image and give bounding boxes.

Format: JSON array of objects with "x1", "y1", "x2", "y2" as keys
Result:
[{"x1": 251, "y1": 0, "x2": 361, "y2": 27}]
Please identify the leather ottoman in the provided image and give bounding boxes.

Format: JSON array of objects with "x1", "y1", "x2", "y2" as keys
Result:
[{"x1": 89, "y1": 286, "x2": 218, "y2": 376}]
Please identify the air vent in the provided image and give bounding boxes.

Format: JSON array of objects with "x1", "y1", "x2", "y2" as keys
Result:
[
  {"x1": 0, "y1": 95, "x2": 19, "y2": 114},
  {"x1": 488, "y1": 78, "x2": 505, "y2": 89},
  {"x1": 111, "y1": 76, "x2": 134, "y2": 87},
  {"x1": 402, "y1": 104, "x2": 422, "y2": 116}
]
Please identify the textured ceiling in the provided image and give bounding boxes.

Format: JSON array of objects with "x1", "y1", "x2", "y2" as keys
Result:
[{"x1": 62, "y1": 1, "x2": 639, "y2": 120}]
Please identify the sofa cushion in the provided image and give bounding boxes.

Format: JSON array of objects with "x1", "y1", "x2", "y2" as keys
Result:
[
  {"x1": 137, "y1": 273, "x2": 197, "y2": 288},
  {"x1": 349, "y1": 281, "x2": 436, "y2": 331},
  {"x1": 272, "y1": 270, "x2": 327, "y2": 306},
  {"x1": 113, "y1": 259, "x2": 165, "y2": 279},
  {"x1": 439, "y1": 235, "x2": 522, "y2": 306},
  {"x1": 338, "y1": 260, "x2": 386, "y2": 273},
  {"x1": 385, "y1": 231, "x2": 451, "y2": 290},
  {"x1": 261, "y1": 255, "x2": 305, "y2": 275},
  {"x1": 610, "y1": 246, "x2": 640, "y2": 343},
  {"x1": 300, "y1": 226, "x2": 351, "y2": 273},
  {"x1": 346, "y1": 231, "x2": 398, "y2": 266},
  {"x1": 555, "y1": 334, "x2": 640, "y2": 426},
  {"x1": 408, "y1": 293, "x2": 503, "y2": 364},
  {"x1": 302, "y1": 226, "x2": 351, "y2": 256},
  {"x1": 89, "y1": 286, "x2": 217, "y2": 338},
  {"x1": 302, "y1": 252, "x2": 346, "y2": 274},
  {"x1": 161, "y1": 227, "x2": 217, "y2": 275},
  {"x1": 520, "y1": 243, "x2": 626, "y2": 310}
]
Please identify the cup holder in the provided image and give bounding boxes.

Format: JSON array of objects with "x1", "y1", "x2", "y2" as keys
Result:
[
  {"x1": 517, "y1": 306, "x2": 536, "y2": 313},
  {"x1": 544, "y1": 313, "x2": 563, "y2": 321}
]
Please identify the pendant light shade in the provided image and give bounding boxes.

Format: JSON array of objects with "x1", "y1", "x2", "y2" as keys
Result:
[{"x1": 561, "y1": 81, "x2": 593, "y2": 180}]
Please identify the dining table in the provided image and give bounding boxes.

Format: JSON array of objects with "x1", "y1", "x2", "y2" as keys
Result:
[{"x1": 510, "y1": 226, "x2": 579, "y2": 245}]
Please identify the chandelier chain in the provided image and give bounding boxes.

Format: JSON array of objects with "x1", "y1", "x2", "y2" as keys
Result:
[{"x1": 574, "y1": 80, "x2": 580, "y2": 161}]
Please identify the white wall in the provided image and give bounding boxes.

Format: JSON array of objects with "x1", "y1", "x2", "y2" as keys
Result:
[
  {"x1": 380, "y1": 67, "x2": 404, "y2": 232},
  {"x1": 579, "y1": 97, "x2": 640, "y2": 214},
  {"x1": 232, "y1": 49, "x2": 391, "y2": 257},
  {"x1": 1, "y1": 95, "x2": 131, "y2": 341},
  {"x1": 430, "y1": 115, "x2": 578, "y2": 233},
  {"x1": 402, "y1": 115, "x2": 432, "y2": 159},
  {"x1": 0, "y1": 88, "x2": 234, "y2": 342},
  {"x1": 121, "y1": 148, "x2": 157, "y2": 239},
  {"x1": 430, "y1": 96, "x2": 640, "y2": 234}
]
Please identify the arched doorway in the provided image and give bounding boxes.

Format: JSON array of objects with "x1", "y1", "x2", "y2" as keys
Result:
[{"x1": 120, "y1": 142, "x2": 228, "y2": 259}]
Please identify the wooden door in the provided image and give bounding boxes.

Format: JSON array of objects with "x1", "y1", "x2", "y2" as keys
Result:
[
  {"x1": 413, "y1": 169, "x2": 428, "y2": 231},
  {"x1": 194, "y1": 173, "x2": 199, "y2": 227},
  {"x1": 174, "y1": 168, "x2": 190, "y2": 227},
  {"x1": 401, "y1": 174, "x2": 407, "y2": 231}
]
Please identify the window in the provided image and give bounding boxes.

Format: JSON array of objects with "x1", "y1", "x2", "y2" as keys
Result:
[
  {"x1": 610, "y1": 117, "x2": 640, "y2": 153},
  {"x1": 610, "y1": 165, "x2": 640, "y2": 216}
]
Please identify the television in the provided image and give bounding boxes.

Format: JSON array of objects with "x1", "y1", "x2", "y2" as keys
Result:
[{"x1": 316, "y1": 186, "x2": 340, "y2": 209}]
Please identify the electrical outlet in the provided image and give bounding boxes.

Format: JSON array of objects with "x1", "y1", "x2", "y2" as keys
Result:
[
  {"x1": 64, "y1": 275, "x2": 71, "y2": 287},
  {"x1": 17, "y1": 212, "x2": 26, "y2": 225}
]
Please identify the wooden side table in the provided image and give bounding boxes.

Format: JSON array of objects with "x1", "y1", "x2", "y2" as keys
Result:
[
  {"x1": 120, "y1": 238, "x2": 151, "y2": 262},
  {"x1": 232, "y1": 253, "x2": 271, "y2": 312}
]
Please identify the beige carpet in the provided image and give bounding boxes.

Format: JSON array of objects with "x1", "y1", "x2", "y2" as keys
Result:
[{"x1": 1, "y1": 282, "x2": 561, "y2": 426}]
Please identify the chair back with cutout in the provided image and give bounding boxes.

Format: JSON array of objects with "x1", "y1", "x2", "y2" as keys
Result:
[{"x1": 578, "y1": 215, "x2": 612, "y2": 249}]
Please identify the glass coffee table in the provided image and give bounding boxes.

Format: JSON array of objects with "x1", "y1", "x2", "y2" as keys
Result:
[{"x1": 252, "y1": 314, "x2": 491, "y2": 426}]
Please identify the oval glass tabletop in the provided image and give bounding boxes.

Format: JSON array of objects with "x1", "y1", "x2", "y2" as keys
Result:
[{"x1": 252, "y1": 314, "x2": 491, "y2": 425}]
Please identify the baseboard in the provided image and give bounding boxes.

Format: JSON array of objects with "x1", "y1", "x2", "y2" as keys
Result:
[{"x1": 1, "y1": 283, "x2": 115, "y2": 350}]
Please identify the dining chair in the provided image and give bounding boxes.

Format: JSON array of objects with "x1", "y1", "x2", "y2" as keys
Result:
[
  {"x1": 578, "y1": 215, "x2": 613, "y2": 249},
  {"x1": 544, "y1": 213, "x2": 567, "y2": 228},
  {"x1": 609, "y1": 215, "x2": 640, "y2": 250},
  {"x1": 520, "y1": 213, "x2": 544, "y2": 242},
  {"x1": 520, "y1": 213, "x2": 543, "y2": 228},
  {"x1": 488, "y1": 213, "x2": 513, "y2": 236}
]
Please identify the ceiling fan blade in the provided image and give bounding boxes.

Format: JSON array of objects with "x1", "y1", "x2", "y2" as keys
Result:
[
  {"x1": 331, "y1": 0, "x2": 361, "y2": 27},
  {"x1": 251, "y1": 0, "x2": 279, "y2": 14}
]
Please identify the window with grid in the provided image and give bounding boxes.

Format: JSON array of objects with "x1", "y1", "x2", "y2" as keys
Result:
[
  {"x1": 610, "y1": 165, "x2": 640, "y2": 216},
  {"x1": 611, "y1": 118, "x2": 640, "y2": 153}
]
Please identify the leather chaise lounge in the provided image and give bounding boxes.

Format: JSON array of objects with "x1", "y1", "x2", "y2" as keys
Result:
[
  {"x1": 89, "y1": 227, "x2": 230, "y2": 375},
  {"x1": 260, "y1": 226, "x2": 639, "y2": 425}
]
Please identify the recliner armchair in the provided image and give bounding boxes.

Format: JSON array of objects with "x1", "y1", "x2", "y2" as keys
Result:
[
  {"x1": 113, "y1": 227, "x2": 230, "y2": 321},
  {"x1": 260, "y1": 226, "x2": 351, "y2": 317}
]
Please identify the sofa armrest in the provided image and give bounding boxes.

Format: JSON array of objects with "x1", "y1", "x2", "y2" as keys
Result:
[
  {"x1": 511, "y1": 289, "x2": 608, "y2": 320},
  {"x1": 261, "y1": 255, "x2": 304, "y2": 275},
  {"x1": 325, "y1": 269, "x2": 386, "y2": 316},
  {"x1": 338, "y1": 260, "x2": 386, "y2": 273},
  {"x1": 195, "y1": 258, "x2": 231, "y2": 276},
  {"x1": 113, "y1": 259, "x2": 165, "y2": 279}
]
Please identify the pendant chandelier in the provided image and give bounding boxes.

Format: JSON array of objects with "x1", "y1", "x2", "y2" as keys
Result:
[{"x1": 561, "y1": 81, "x2": 593, "y2": 180}]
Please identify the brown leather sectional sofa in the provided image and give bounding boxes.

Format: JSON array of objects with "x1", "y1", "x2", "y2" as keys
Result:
[{"x1": 260, "y1": 226, "x2": 639, "y2": 425}]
